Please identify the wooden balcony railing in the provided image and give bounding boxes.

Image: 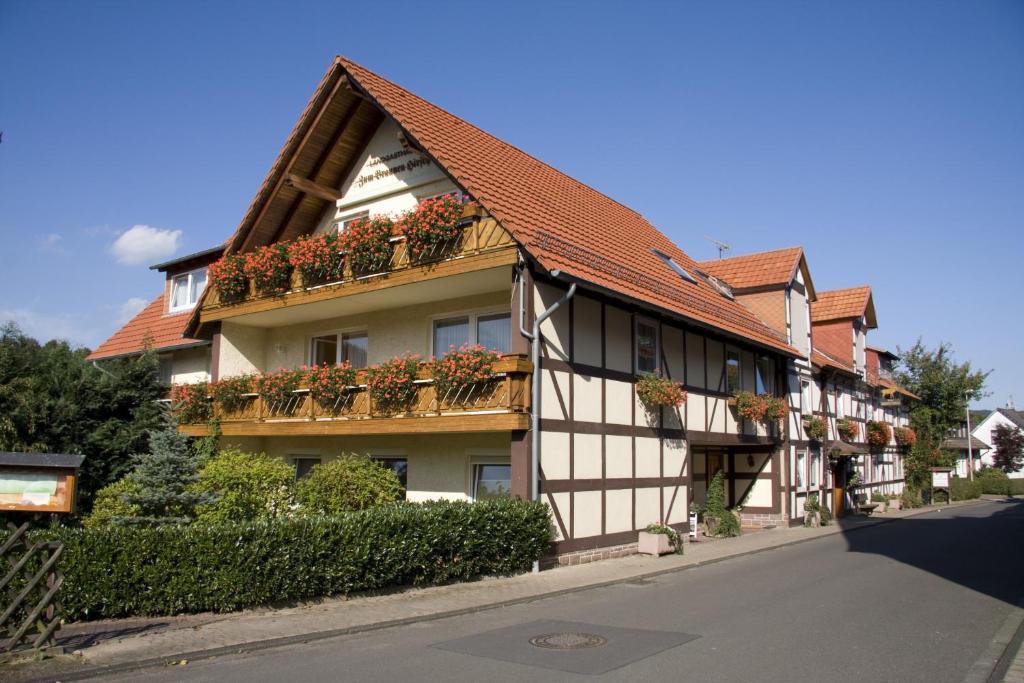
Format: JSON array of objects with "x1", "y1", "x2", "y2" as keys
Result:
[
  {"x1": 203, "y1": 207, "x2": 516, "y2": 311},
  {"x1": 177, "y1": 356, "x2": 531, "y2": 436}
]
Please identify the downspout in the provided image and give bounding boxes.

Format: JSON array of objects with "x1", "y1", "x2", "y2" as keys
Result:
[{"x1": 519, "y1": 266, "x2": 576, "y2": 574}]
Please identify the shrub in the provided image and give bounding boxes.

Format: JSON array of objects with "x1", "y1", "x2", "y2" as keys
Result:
[
  {"x1": 306, "y1": 362, "x2": 357, "y2": 409},
  {"x1": 703, "y1": 470, "x2": 740, "y2": 538},
  {"x1": 643, "y1": 522, "x2": 684, "y2": 554},
  {"x1": 210, "y1": 374, "x2": 255, "y2": 413},
  {"x1": 432, "y1": 345, "x2": 499, "y2": 401},
  {"x1": 867, "y1": 421, "x2": 891, "y2": 450},
  {"x1": 171, "y1": 382, "x2": 211, "y2": 424},
  {"x1": 894, "y1": 426, "x2": 917, "y2": 449},
  {"x1": 870, "y1": 491, "x2": 887, "y2": 503},
  {"x1": 83, "y1": 478, "x2": 140, "y2": 528},
  {"x1": 193, "y1": 449, "x2": 295, "y2": 524},
  {"x1": 950, "y1": 477, "x2": 982, "y2": 501},
  {"x1": 804, "y1": 416, "x2": 827, "y2": 442},
  {"x1": 636, "y1": 372, "x2": 687, "y2": 409},
  {"x1": 901, "y1": 487, "x2": 924, "y2": 509},
  {"x1": 368, "y1": 355, "x2": 420, "y2": 414},
  {"x1": 28, "y1": 499, "x2": 553, "y2": 620},
  {"x1": 977, "y1": 468, "x2": 1011, "y2": 495},
  {"x1": 255, "y1": 369, "x2": 304, "y2": 410},
  {"x1": 288, "y1": 231, "x2": 344, "y2": 286},
  {"x1": 401, "y1": 195, "x2": 465, "y2": 260},
  {"x1": 836, "y1": 418, "x2": 858, "y2": 442},
  {"x1": 208, "y1": 253, "x2": 249, "y2": 303},
  {"x1": 342, "y1": 216, "x2": 394, "y2": 274},
  {"x1": 1011, "y1": 479, "x2": 1024, "y2": 496},
  {"x1": 295, "y1": 455, "x2": 404, "y2": 515}
]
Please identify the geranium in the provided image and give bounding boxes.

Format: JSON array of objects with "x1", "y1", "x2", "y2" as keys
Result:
[
  {"x1": 636, "y1": 371, "x2": 687, "y2": 408},
  {"x1": 306, "y1": 362, "x2": 357, "y2": 408},
  {"x1": 367, "y1": 355, "x2": 420, "y2": 414},
  {"x1": 171, "y1": 382, "x2": 211, "y2": 424},
  {"x1": 342, "y1": 216, "x2": 394, "y2": 275},
  {"x1": 255, "y1": 368, "x2": 304, "y2": 410},
  {"x1": 804, "y1": 416, "x2": 827, "y2": 442},
  {"x1": 837, "y1": 417, "x2": 858, "y2": 442},
  {"x1": 431, "y1": 345, "x2": 499, "y2": 401},
  {"x1": 894, "y1": 426, "x2": 917, "y2": 449},
  {"x1": 208, "y1": 254, "x2": 248, "y2": 303},
  {"x1": 763, "y1": 395, "x2": 788, "y2": 422},
  {"x1": 734, "y1": 391, "x2": 768, "y2": 422},
  {"x1": 210, "y1": 374, "x2": 255, "y2": 413},
  {"x1": 287, "y1": 231, "x2": 344, "y2": 286},
  {"x1": 244, "y1": 243, "x2": 293, "y2": 295},
  {"x1": 400, "y1": 195, "x2": 465, "y2": 260},
  {"x1": 867, "y1": 421, "x2": 892, "y2": 450}
]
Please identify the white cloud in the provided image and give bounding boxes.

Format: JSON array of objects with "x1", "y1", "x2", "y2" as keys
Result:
[
  {"x1": 116, "y1": 297, "x2": 149, "y2": 326},
  {"x1": 37, "y1": 233, "x2": 65, "y2": 253},
  {"x1": 0, "y1": 308, "x2": 100, "y2": 348},
  {"x1": 110, "y1": 225, "x2": 182, "y2": 266}
]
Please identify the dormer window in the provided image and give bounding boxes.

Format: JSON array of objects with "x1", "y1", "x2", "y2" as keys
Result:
[{"x1": 169, "y1": 267, "x2": 207, "y2": 312}]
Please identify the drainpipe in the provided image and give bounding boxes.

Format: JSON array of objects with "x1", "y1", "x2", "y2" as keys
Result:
[{"x1": 519, "y1": 267, "x2": 576, "y2": 573}]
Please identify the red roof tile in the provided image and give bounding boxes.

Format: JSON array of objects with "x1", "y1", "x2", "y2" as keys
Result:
[
  {"x1": 811, "y1": 286, "x2": 876, "y2": 327},
  {"x1": 697, "y1": 247, "x2": 804, "y2": 292},
  {"x1": 811, "y1": 348, "x2": 856, "y2": 374},
  {"x1": 333, "y1": 57, "x2": 795, "y2": 355},
  {"x1": 87, "y1": 293, "x2": 207, "y2": 361}
]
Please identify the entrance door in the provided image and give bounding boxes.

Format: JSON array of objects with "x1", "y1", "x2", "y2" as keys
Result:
[
  {"x1": 831, "y1": 462, "x2": 846, "y2": 517},
  {"x1": 707, "y1": 452, "x2": 724, "y2": 493}
]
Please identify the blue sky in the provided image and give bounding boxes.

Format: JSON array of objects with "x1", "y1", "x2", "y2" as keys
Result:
[{"x1": 1, "y1": 1, "x2": 1021, "y2": 407}]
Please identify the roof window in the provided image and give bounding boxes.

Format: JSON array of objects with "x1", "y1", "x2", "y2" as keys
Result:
[{"x1": 651, "y1": 248, "x2": 696, "y2": 284}]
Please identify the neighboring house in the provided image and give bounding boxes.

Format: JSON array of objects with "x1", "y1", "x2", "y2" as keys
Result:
[
  {"x1": 969, "y1": 405, "x2": 1024, "y2": 477},
  {"x1": 88, "y1": 246, "x2": 222, "y2": 384},
  {"x1": 943, "y1": 421, "x2": 990, "y2": 478}
]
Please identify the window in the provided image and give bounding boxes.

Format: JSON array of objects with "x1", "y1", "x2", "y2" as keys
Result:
[
  {"x1": 158, "y1": 356, "x2": 173, "y2": 385},
  {"x1": 800, "y1": 380, "x2": 812, "y2": 413},
  {"x1": 310, "y1": 331, "x2": 368, "y2": 368},
  {"x1": 635, "y1": 318, "x2": 659, "y2": 374},
  {"x1": 726, "y1": 350, "x2": 741, "y2": 393},
  {"x1": 472, "y1": 462, "x2": 511, "y2": 500},
  {"x1": 755, "y1": 357, "x2": 773, "y2": 395},
  {"x1": 169, "y1": 267, "x2": 208, "y2": 312},
  {"x1": 334, "y1": 210, "x2": 369, "y2": 234},
  {"x1": 374, "y1": 457, "x2": 408, "y2": 494},
  {"x1": 651, "y1": 248, "x2": 696, "y2": 284},
  {"x1": 809, "y1": 449, "x2": 820, "y2": 487},
  {"x1": 293, "y1": 457, "x2": 321, "y2": 479},
  {"x1": 795, "y1": 450, "x2": 806, "y2": 489},
  {"x1": 432, "y1": 312, "x2": 511, "y2": 355}
]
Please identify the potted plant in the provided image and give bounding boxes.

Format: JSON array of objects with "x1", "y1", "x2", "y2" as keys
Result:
[
  {"x1": 244, "y1": 243, "x2": 293, "y2": 296},
  {"x1": 342, "y1": 216, "x2": 395, "y2": 275},
  {"x1": 887, "y1": 492, "x2": 902, "y2": 511},
  {"x1": 400, "y1": 195, "x2": 465, "y2": 261},
  {"x1": 287, "y1": 231, "x2": 344, "y2": 286},
  {"x1": 804, "y1": 416, "x2": 827, "y2": 442},
  {"x1": 367, "y1": 355, "x2": 420, "y2": 415},
  {"x1": 763, "y1": 395, "x2": 787, "y2": 423},
  {"x1": 207, "y1": 253, "x2": 249, "y2": 304},
  {"x1": 733, "y1": 391, "x2": 768, "y2": 422},
  {"x1": 867, "y1": 421, "x2": 892, "y2": 452},
  {"x1": 636, "y1": 371, "x2": 687, "y2": 410},
  {"x1": 431, "y1": 345, "x2": 499, "y2": 405},
  {"x1": 803, "y1": 494, "x2": 822, "y2": 527},
  {"x1": 638, "y1": 522, "x2": 683, "y2": 556},
  {"x1": 870, "y1": 490, "x2": 887, "y2": 513},
  {"x1": 305, "y1": 362, "x2": 357, "y2": 412},
  {"x1": 836, "y1": 417, "x2": 858, "y2": 442},
  {"x1": 894, "y1": 426, "x2": 917, "y2": 451},
  {"x1": 255, "y1": 368, "x2": 304, "y2": 415}
]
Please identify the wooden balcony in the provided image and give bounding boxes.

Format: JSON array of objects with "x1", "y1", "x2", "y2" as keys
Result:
[
  {"x1": 177, "y1": 356, "x2": 532, "y2": 437},
  {"x1": 200, "y1": 208, "x2": 517, "y2": 324}
]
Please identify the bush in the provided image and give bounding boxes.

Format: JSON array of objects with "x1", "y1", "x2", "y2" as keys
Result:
[
  {"x1": 901, "y1": 487, "x2": 924, "y2": 509},
  {"x1": 193, "y1": 449, "x2": 295, "y2": 524},
  {"x1": 28, "y1": 499, "x2": 552, "y2": 620},
  {"x1": 295, "y1": 455, "x2": 404, "y2": 515},
  {"x1": 83, "y1": 478, "x2": 141, "y2": 528},
  {"x1": 978, "y1": 468, "x2": 1010, "y2": 495},
  {"x1": 703, "y1": 470, "x2": 740, "y2": 538},
  {"x1": 1011, "y1": 479, "x2": 1024, "y2": 496},
  {"x1": 950, "y1": 478, "x2": 982, "y2": 501}
]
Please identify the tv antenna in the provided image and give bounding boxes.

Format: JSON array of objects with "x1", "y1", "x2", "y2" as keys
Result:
[{"x1": 705, "y1": 236, "x2": 731, "y2": 259}]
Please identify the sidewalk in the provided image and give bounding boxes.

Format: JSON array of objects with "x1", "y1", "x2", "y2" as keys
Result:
[{"x1": 8, "y1": 499, "x2": 991, "y2": 681}]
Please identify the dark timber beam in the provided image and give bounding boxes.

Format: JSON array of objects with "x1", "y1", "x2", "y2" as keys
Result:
[{"x1": 285, "y1": 173, "x2": 342, "y2": 203}]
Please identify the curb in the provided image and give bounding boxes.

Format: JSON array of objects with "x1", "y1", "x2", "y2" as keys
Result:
[{"x1": 18, "y1": 498, "x2": 999, "y2": 682}]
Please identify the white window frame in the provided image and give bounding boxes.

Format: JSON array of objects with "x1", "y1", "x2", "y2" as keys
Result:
[
  {"x1": 633, "y1": 316, "x2": 660, "y2": 375},
  {"x1": 726, "y1": 348, "x2": 742, "y2": 394},
  {"x1": 331, "y1": 210, "x2": 370, "y2": 234},
  {"x1": 308, "y1": 326, "x2": 369, "y2": 367},
  {"x1": 290, "y1": 451, "x2": 323, "y2": 480},
  {"x1": 467, "y1": 451, "x2": 512, "y2": 501},
  {"x1": 429, "y1": 306, "x2": 512, "y2": 357},
  {"x1": 800, "y1": 380, "x2": 812, "y2": 413},
  {"x1": 795, "y1": 449, "x2": 807, "y2": 490},
  {"x1": 168, "y1": 267, "x2": 208, "y2": 312}
]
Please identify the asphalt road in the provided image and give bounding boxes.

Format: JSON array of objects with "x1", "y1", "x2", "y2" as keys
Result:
[{"x1": 102, "y1": 499, "x2": 1024, "y2": 682}]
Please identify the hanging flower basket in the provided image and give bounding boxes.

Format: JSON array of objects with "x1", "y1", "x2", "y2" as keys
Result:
[
  {"x1": 732, "y1": 391, "x2": 785, "y2": 424},
  {"x1": 867, "y1": 421, "x2": 892, "y2": 451},
  {"x1": 894, "y1": 426, "x2": 917, "y2": 449},
  {"x1": 288, "y1": 231, "x2": 344, "y2": 287},
  {"x1": 208, "y1": 254, "x2": 249, "y2": 304},
  {"x1": 400, "y1": 195, "x2": 465, "y2": 261},
  {"x1": 836, "y1": 417, "x2": 858, "y2": 442},
  {"x1": 342, "y1": 216, "x2": 395, "y2": 275},
  {"x1": 368, "y1": 355, "x2": 420, "y2": 414},
  {"x1": 804, "y1": 416, "x2": 827, "y2": 442},
  {"x1": 636, "y1": 372, "x2": 687, "y2": 409},
  {"x1": 431, "y1": 345, "x2": 499, "y2": 405},
  {"x1": 244, "y1": 243, "x2": 293, "y2": 296}
]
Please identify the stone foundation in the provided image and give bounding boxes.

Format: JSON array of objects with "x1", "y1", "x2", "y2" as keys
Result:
[
  {"x1": 739, "y1": 512, "x2": 788, "y2": 528},
  {"x1": 541, "y1": 542, "x2": 638, "y2": 570}
]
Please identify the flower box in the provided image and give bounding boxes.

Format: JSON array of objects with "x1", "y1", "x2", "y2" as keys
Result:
[{"x1": 637, "y1": 530, "x2": 673, "y2": 556}]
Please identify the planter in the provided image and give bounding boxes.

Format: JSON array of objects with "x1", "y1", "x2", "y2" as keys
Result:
[
  {"x1": 804, "y1": 511, "x2": 821, "y2": 528},
  {"x1": 873, "y1": 501, "x2": 887, "y2": 514},
  {"x1": 637, "y1": 531, "x2": 673, "y2": 556},
  {"x1": 887, "y1": 498, "x2": 901, "y2": 511}
]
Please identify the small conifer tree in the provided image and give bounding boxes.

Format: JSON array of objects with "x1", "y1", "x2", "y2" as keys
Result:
[{"x1": 704, "y1": 469, "x2": 741, "y2": 537}]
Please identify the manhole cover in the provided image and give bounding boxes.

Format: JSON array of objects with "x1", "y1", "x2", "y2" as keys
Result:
[{"x1": 528, "y1": 632, "x2": 608, "y2": 650}]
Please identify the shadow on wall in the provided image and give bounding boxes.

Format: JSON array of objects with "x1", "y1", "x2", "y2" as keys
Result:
[{"x1": 839, "y1": 499, "x2": 1024, "y2": 607}]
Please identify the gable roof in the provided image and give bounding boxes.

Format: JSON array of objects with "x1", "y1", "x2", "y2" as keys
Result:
[
  {"x1": 199, "y1": 56, "x2": 797, "y2": 356},
  {"x1": 811, "y1": 348, "x2": 857, "y2": 375},
  {"x1": 811, "y1": 286, "x2": 877, "y2": 328},
  {"x1": 997, "y1": 408, "x2": 1024, "y2": 430},
  {"x1": 697, "y1": 246, "x2": 815, "y2": 298},
  {"x1": 87, "y1": 292, "x2": 208, "y2": 361}
]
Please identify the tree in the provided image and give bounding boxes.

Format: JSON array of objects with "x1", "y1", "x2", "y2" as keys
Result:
[
  {"x1": 116, "y1": 415, "x2": 217, "y2": 526},
  {"x1": 702, "y1": 470, "x2": 740, "y2": 538},
  {"x1": 295, "y1": 455, "x2": 403, "y2": 515},
  {"x1": 193, "y1": 449, "x2": 295, "y2": 523},
  {"x1": 895, "y1": 340, "x2": 989, "y2": 487},
  {"x1": 991, "y1": 424, "x2": 1024, "y2": 474}
]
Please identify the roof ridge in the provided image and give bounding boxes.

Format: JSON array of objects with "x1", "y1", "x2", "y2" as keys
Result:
[{"x1": 696, "y1": 245, "x2": 802, "y2": 266}]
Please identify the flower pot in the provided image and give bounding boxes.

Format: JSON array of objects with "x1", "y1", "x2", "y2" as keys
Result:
[
  {"x1": 874, "y1": 501, "x2": 886, "y2": 514},
  {"x1": 804, "y1": 511, "x2": 821, "y2": 528},
  {"x1": 888, "y1": 499, "x2": 901, "y2": 511},
  {"x1": 637, "y1": 531, "x2": 673, "y2": 556}
]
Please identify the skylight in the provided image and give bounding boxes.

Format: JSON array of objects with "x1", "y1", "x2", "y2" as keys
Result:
[{"x1": 651, "y1": 248, "x2": 696, "y2": 284}]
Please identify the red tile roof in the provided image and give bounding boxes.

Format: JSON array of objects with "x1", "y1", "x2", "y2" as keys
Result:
[
  {"x1": 87, "y1": 293, "x2": 208, "y2": 361},
  {"x1": 697, "y1": 247, "x2": 804, "y2": 292},
  {"x1": 331, "y1": 57, "x2": 795, "y2": 355},
  {"x1": 811, "y1": 348, "x2": 857, "y2": 374},
  {"x1": 811, "y1": 286, "x2": 876, "y2": 327}
]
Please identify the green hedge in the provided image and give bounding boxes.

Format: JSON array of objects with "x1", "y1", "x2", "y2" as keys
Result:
[
  {"x1": 950, "y1": 478, "x2": 981, "y2": 501},
  {"x1": 33, "y1": 499, "x2": 552, "y2": 621}
]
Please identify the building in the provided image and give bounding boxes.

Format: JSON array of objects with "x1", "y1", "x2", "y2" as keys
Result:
[
  {"x1": 88, "y1": 246, "x2": 222, "y2": 384},
  {"x1": 966, "y1": 405, "x2": 1024, "y2": 477}
]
